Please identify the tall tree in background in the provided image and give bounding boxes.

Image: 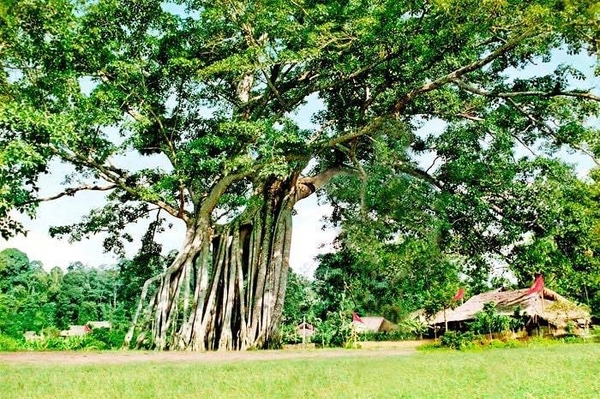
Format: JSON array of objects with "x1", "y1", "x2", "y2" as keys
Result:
[{"x1": 1, "y1": 0, "x2": 598, "y2": 350}]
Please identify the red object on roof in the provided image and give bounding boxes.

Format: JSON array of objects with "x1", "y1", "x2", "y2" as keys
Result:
[
  {"x1": 452, "y1": 287, "x2": 465, "y2": 301},
  {"x1": 352, "y1": 312, "x2": 363, "y2": 323},
  {"x1": 525, "y1": 275, "x2": 544, "y2": 296}
]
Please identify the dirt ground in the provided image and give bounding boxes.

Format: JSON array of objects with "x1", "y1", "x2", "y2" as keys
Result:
[{"x1": 0, "y1": 340, "x2": 428, "y2": 365}]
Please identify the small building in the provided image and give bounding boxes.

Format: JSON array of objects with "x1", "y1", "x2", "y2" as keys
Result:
[
  {"x1": 296, "y1": 322, "x2": 315, "y2": 339},
  {"x1": 60, "y1": 325, "x2": 91, "y2": 337},
  {"x1": 59, "y1": 321, "x2": 111, "y2": 337},
  {"x1": 23, "y1": 331, "x2": 41, "y2": 341},
  {"x1": 353, "y1": 316, "x2": 398, "y2": 333},
  {"x1": 429, "y1": 287, "x2": 591, "y2": 336}
]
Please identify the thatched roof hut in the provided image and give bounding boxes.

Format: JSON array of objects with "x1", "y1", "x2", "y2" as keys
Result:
[
  {"x1": 60, "y1": 325, "x2": 91, "y2": 337},
  {"x1": 430, "y1": 287, "x2": 591, "y2": 335},
  {"x1": 353, "y1": 316, "x2": 398, "y2": 333}
]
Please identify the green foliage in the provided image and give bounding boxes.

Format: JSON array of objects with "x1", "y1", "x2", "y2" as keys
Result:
[
  {"x1": 0, "y1": 333, "x2": 22, "y2": 351},
  {"x1": 401, "y1": 318, "x2": 429, "y2": 338},
  {"x1": 314, "y1": 236, "x2": 462, "y2": 322},
  {"x1": 89, "y1": 327, "x2": 127, "y2": 349},
  {"x1": 590, "y1": 326, "x2": 600, "y2": 343},
  {"x1": 312, "y1": 311, "x2": 354, "y2": 348},
  {"x1": 279, "y1": 323, "x2": 302, "y2": 345},
  {"x1": 469, "y1": 302, "x2": 512, "y2": 337},
  {"x1": 440, "y1": 331, "x2": 475, "y2": 350},
  {"x1": 23, "y1": 335, "x2": 108, "y2": 351},
  {"x1": 282, "y1": 271, "x2": 317, "y2": 325},
  {"x1": 0, "y1": 248, "x2": 133, "y2": 346}
]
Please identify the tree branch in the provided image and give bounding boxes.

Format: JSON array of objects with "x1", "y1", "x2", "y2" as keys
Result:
[
  {"x1": 393, "y1": 30, "x2": 535, "y2": 114},
  {"x1": 50, "y1": 145, "x2": 189, "y2": 222},
  {"x1": 295, "y1": 167, "x2": 355, "y2": 201},
  {"x1": 26, "y1": 184, "x2": 117, "y2": 204},
  {"x1": 452, "y1": 79, "x2": 600, "y2": 102},
  {"x1": 505, "y1": 98, "x2": 599, "y2": 165}
]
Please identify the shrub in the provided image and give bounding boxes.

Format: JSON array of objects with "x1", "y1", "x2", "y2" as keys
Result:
[
  {"x1": 564, "y1": 321, "x2": 576, "y2": 336},
  {"x1": 0, "y1": 334, "x2": 23, "y2": 351},
  {"x1": 401, "y1": 319, "x2": 429, "y2": 338},
  {"x1": 440, "y1": 331, "x2": 474, "y2": 350},
  {"x1": 280, "y1": 323, "x2": 302, "y2": 345},
  {"x1": 22, "y1": 334, "x2": 109, "y2": 351},
  {"x1": 469, "y1": 302, "x2": 512, "y2": 338},
  {"x1": 592, "y1": 326, "x2": 600, "y2": 343},
  {"x1": 312, "y1": 312, "x2": 353, "y2": 348},
  {"x1": 90, "y1": 328, "x2": 126, "y2": 349},
  {"x1": 41, "y1": 326, "x2": 61, "y2": 339}
]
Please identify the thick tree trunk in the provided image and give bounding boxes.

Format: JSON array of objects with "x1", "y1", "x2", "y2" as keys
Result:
[
  {"x1": 125, "y1": 177, "x2": 296, "y2": 351},
  {"x1": 125, "y1": 168, "x2": 344, "y2": 350}
]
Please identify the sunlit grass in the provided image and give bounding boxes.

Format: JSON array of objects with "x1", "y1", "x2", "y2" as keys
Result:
[{"x1": 1, "y1": 344, "x2": 598, "y2": 398}]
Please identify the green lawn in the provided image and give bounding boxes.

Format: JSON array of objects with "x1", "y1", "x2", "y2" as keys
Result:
[{"x1": 1, "y1": 344, "x2": 599, "y2": 398}]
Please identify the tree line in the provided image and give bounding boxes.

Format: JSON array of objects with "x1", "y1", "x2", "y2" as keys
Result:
[{"x1": 0, "y1": 247, "x2": 166, "y2": 340}]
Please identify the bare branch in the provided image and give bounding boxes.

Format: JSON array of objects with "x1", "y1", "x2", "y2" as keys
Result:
[
  {"x1": 453, "y1": 79, "x2": 600, "y2": 102},
  {"x1": 49, "y1": 145, "x2": 189, "y2": 222},
  {"x1": 29, "y1": 184, "x2": 117, "y2": 204},
  {"x1": 295, "y1": 167, "x2": 355, "y2": 201}
]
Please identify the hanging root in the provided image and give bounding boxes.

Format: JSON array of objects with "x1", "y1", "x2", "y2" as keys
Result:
[{"x1": 127, "y1": 180, "x2": 297, "y2": 351}]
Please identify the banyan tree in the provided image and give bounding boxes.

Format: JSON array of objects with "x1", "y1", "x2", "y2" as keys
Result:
[{"x1": 1, "y1": 0, "x2": 598, "y2": 350}]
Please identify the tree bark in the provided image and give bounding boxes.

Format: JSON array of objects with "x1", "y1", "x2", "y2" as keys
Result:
[{"x1": 126, "y1": 175, "x2": 302, "y2": 350}]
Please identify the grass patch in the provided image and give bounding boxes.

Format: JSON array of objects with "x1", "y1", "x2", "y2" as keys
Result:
[{"x1": 1, "y1": 344, "x2": 599, "y2": 398}]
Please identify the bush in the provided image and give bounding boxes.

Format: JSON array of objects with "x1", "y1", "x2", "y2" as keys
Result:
[
  {"x1": 90, "y1": 328, "x2": 126, "y2": 349},
  {"x1": 0, "y1": 334, "x2": 23, "y2": 351},
  {"x1": 312, "y1": 312, "x2": 353, "y2": 348},
  {"x1": 592, "y1": 326, "x2": 600, "y2": 343},
  {"x1": 22, "y1": 334, "x2": 109, "y2": 351},
  {"x1": 469, "y1": 302, "x2": 517, "y2": 338},
  {"x1": 440, "y1": 331, "x2": 474, "y2": 350},
  {"x1": 280, "y1": 323, "x2": 302, "y2": 345}
]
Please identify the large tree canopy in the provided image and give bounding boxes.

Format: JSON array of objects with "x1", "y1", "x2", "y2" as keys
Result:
[{"x1": 1, "y1": 0, "x2": 599, "y2": 350}]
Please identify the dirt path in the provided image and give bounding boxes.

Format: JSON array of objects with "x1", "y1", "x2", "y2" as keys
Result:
[{"x1": 0, "y1": 341, "x2": 426, "y2": 366}]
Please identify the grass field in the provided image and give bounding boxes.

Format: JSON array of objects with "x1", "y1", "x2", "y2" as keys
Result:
[{"x1": 1, "y1": 343, "x2": 599, "y2": 398}]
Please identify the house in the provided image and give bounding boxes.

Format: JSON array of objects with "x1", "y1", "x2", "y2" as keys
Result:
[
  {"x1": 60, "y1": 325, "x2": 91, "y2": 337},
  {"x1": 429, "y1": 287, "x2": 591, "y2": 336},
  {"x1": 296, "y1": 322, "x2": 315, "y2": 339},
  {"x1": 59, "y1": 321, "x2": 111, "y2": 337},
  {"x1": 23, "y1": 331, "x2": 41, "y2": 341},
  {"x1": 353, "y1": 316, "x2": 398, "y2": 333}
]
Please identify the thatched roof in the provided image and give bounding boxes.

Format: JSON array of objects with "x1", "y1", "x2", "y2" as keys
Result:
[
  {"x1": 87, "y1": 321, "x2": 111, "y2": 329},
  {"x1": 430, "y1": 287, "x2": 590, "y2": 328},
  {"x1": 353, "y1": 316, "x2": 398, "y2": 332},
  {"x1": 60, "y1": 325, "x2": 91, "y2": 337}
]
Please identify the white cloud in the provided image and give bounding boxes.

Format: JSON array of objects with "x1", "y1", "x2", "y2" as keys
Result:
[
  {"x1": 1, "y1": 230, "x2": 116, "y2": 270},
  {"x1": 2, "y1": 195, "x2": 336, "y2": 275},
  {"x1": 290, "y1": 196, "x2": 337, "y2": 277}
]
